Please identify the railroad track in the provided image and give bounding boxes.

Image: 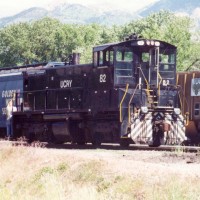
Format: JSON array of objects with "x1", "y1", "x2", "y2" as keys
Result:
[
  {"x1": 131, "y1": 144, "x2": 200, "y2": 152},
  {"x1": 1, "y1": 140, "x2": 200, "y2": 152}
]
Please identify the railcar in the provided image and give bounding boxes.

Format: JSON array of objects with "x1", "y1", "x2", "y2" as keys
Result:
[
  {"x1": 5, "y1": 34, "x2": 187, "y2": 146},
  {"x1": 177, "y1": 71, "x2": 200, "y2": 144},
  {"x1": 0, "y1": 63, "x2": 47, "y2": 137}
]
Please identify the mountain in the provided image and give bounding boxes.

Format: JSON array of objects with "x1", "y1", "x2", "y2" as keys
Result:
[
  {"x1": 0, "y1": 3, "x2": 138, "y2": 27},
  {"x1": 139, "y1": 0, "x2": 200, "y2": 16},
  {"x1": 0, "y1": 7, "x2": 48, "y2": 27},
  {"x1": 49, "y1": 4, "x2": 101, "y2": 24},
  {"x1": 0, "y1": 0, "x2": 200, "y2": 27}
]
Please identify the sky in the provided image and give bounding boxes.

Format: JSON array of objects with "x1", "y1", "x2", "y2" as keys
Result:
[{"x1": 0, "y1": 0, "x2": 157, "y2": 18}]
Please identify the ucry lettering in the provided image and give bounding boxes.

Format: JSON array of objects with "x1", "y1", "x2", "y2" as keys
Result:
[{"x1": 60, "y1": 80, "x2": 72, "y2": 88}]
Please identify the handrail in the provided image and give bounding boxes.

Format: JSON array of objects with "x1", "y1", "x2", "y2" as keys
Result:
[
  {"x1": 128, "y1": 84, "x2": 139, "y2": 124},
  {"x1": 158, "y1": 72, "x2": 162, "y2": 96},
  {"x1": 183, "y1": 74, "x2": 187, "y2": 114},
  {"x1": 138, "y1": 66, "x2": 149, "y2": 90},
  {"x1": 119, "y1": 83, "x2": 129, "y2": 123},
  {"x1": 178, "y1": 91, "x2": 183, "y2": 112},
  {"x1": 185, "y1": 112, "x2": 189, "y2": 126}
]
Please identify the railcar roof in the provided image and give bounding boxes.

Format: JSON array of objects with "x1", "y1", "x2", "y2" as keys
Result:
[
  {"x1": 93, "y1": 38, "x2": 176, "y2": 52},
  {"x1": 177, "y1": 71, "x2": 200, "y2": 74},
  {"x1": 93, "y1": 42, "x2": 118, "y2": 52}
]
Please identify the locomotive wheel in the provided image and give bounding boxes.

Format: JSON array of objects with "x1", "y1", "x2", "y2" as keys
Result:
[
  {"x1": 120, "y1": 138, "x2": 130, "y2": 147},
  {"x1": 149, "y1": 143, "x2": 160, "y2": 147},
  {"x1": 70, "y1": 120, "x2": 86, "y2": 145},
  {"x1": 92, "y1": 132, "x2": 102, "y2": 146},
  {"x1": 76, "y1": 133, "x2": 86, "y2": 145},
  {"x1": 181, "y1": 140, "x2": 192, "y2": 146},
  {"x1": 27, "y1": 132, "x2": 36, "y2": 143},
  {"x1": 51, "y1": 136, "x2": 66, "y2": 144},
  {"x1": 149, "y1": 133, "x2": 161, "y2": 147}
]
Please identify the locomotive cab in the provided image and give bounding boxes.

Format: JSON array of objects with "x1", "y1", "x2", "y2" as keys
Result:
[
  {"x1": 92, "y1": 35, "x2": 186, "y2": 146},
  {"x1": 112, "y1": 38, "x2": 178, "y2": 108}
]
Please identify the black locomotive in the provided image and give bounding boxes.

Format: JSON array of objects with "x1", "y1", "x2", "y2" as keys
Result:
[{"x1": 0, "y1": 34, "x2": 187, "y2": 146}]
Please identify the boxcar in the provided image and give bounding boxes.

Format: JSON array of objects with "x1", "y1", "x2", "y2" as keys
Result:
[{"x1": 177, "y1": 71, "x2": 200, "y2": 144}]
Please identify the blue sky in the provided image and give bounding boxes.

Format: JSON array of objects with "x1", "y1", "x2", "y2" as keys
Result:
[{"x1": 0, "y1": 0, "x2": 157, "y2": 18}]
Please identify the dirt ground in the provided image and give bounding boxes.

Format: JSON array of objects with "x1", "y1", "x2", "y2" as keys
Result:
[
  {"x1": 2, "y1": 142, "x2": 200, "y2": 200},
  {"x1": 32, "y1": 143, "x2": 200, "y2": 179},
  {"x1": 2, "y1": 141, "x2": 200, "y2": 179}
]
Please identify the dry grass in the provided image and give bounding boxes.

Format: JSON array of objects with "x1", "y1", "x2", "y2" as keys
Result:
[{"x1": 0, "y1": 145, "x2": 200, "y2": 200}]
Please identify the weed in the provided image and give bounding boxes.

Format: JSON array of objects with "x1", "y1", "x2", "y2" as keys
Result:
[
  {"x1": 96, "y1": 177, "x2": 111, "y2": 192},
  {"x1": 57, "y1": 162, "x2": 69, "y2": 174},
  {"x1": 32, "y1": 166, "x2": 54, "y2": 183},
  {"x1": 72, "y1": 160, "x2": 102, "y2": 184}
]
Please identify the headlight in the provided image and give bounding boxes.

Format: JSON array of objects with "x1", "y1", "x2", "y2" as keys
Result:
[
  {"x1": 146, "y1": 40, "x2": 150, "y2": 45},
  {"x1": 174, "y1": 108, "x2": 181, "y2": 115},
  {"x1": 141, "y1": 106, "x2": 148, "y2": 114},
  {"x1": 150, "y1": 41, "x2": 155, "y2": 45},
  {"x1": 137, "y1": 40, "x2": 145, "y2": 45},
  {"x1": 155, "y1": 41, "x2": 160, "y2": 46}
]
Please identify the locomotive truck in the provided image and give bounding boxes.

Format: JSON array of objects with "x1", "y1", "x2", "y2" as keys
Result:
[{"x1": 0, "y1": 34, "x2": 187, "y2": 147}]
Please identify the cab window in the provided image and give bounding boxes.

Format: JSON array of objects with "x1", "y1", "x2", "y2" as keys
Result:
[
  {"x1": 93, "y1": 50, "x2": 114, "y2": 67},
  {"x1": 114, "y1": 47, "x2": 134, "y2": 86}
]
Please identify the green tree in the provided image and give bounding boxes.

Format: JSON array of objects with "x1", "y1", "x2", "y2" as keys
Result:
[
  {"x1": 30, "y1": 17, "x2": 63, "y2": 62},
  {"x1": 0, "y1": 13, "x2": 198, "y2": 70},
  {"x1": 0, "y1": 22, "x2": 31, "y2": 67}
]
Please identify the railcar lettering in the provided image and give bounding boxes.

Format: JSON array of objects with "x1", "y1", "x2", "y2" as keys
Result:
[
  {"x1": 60, "y1": 80, "x2": 72, "y2": 88},
  {"x1": 2, "y1": 90, "x2": 16, "y2": 98},
  {"x1": 2, "y1": 107, "x2": 6, "y2": 115}
]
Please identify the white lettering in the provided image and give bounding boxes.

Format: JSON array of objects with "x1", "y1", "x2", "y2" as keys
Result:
[
  {"x1": 100, "y1": 74, "x2": 106, "y2": 83},
  {"x1": 162, "y1": 80, "x2": 169, "y2": 86},
  {"x1": 60, "y1": 80, "x2": 72, "y2": 88},
  {"x1": 2, "y1": 107, "x2": 6, "y2": 115},
  {"x1": 2, "y1": 90, "x2": 17, "y2": 98}
]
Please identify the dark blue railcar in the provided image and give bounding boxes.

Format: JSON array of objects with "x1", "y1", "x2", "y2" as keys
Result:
[{"x1": 0, "y1": 72, "x2": 23, "y2": 136}]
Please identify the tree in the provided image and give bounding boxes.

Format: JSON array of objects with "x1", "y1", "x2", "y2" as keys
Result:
[
  {"x1": 0, "y1": 18, "x2": 118, "y2": 66},
  {"x1": 0, "y1": 22, "x2": 31, "y2": 67},
  {"x1": 0, "y1": 13, "x2": 199, "y2": 70}
]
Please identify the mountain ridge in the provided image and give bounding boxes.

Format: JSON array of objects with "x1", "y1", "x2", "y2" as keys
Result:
[
  {"x1": 139, "y1": 0, "x2": 200, "y2": 16},
  {"x1": 0, "y1": 0, "x2": 200, "y2": 27}
]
